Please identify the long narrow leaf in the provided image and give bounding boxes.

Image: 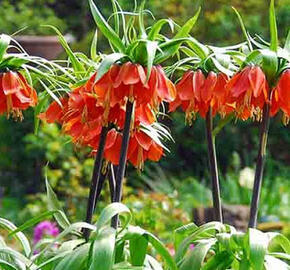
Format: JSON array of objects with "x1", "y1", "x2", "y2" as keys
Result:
[
  {"x1": 179, "y1": 239, "x2": 216, "y2": 270},
  {"x1": 89, "y1": 0, "x2": 126, "y2": 53},
  {"x1": 89, "y1": 228, "x2": 116, "y2": 270},
  {"x1": 0, "y1": 34, "x2": 10, "y2": 62},
  {"x1": 43, "y1": 25, "x2": 85, "y2": 76},
  {"x1": 45, "y1": 177, "x2": 70, "y2": 230},
  {"x1": 55, "y1": 244, "x2": 90, "y2": 270},
  {"x1": 232, "y1": 7, "x2": 253, "y2": 51},
  {"x1": 96, "y1": 53, "x2": 126, "y2": 81},
  {"x1": 248, "y1": 229, "x2": 268, "y2": 270},
  {"x1": 0, "y1": 218, "x2": 31, "y2": 257},
  {"x1": 269, "y1": 0, "x2": 278, "y2": 52},
  {"x1": 96, "y1": 203, "x2": 131, "y2": 232}
]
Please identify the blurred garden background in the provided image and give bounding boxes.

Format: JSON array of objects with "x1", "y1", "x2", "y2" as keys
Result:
[{"x1": 0, "y1": 0, "x2": 289, "y2": 242}]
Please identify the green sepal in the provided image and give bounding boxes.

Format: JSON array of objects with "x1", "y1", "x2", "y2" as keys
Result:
[{"x1": 260, "y1": 49, "x2": 278, "y2": 83}]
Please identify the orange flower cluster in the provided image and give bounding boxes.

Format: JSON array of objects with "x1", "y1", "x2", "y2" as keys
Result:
[
  {"x1": 40, "y1": 62, "x2": 176, "y2": 169},
  {"x1": 270, "y1": 69, "x2": 290, "y2": 124},
  {"x1": 0, "y1": 71, "x2": 37, "y2": 120},
  {"x1": 169, "y1": 70, "x2": 233, "y2": 122},
  {"x1": 170, "y1": 66, "x2": 288, "y2": 123},
  {"x1": 226, "y1": 66, "x2": 268, "y2": 121}
]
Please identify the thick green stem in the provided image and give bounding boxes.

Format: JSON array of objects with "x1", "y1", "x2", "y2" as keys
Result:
[
  {"x1": 111, "y1": 101, "x2": 134, "y2": 229},
  {"x1": 205, "y1": 108, "x2": 223, "y2": 222},
  {"x1": 248, "y1": 103, "x2": 271, "y2": 228},
  {"x1": 83, "y1": 126, "x2": 109, "y2": 240}
]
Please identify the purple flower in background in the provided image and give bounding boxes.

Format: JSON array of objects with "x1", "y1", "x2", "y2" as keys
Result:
[
  {"x1": 189, "y1": 243, "x2": 195, "y2": 250},
  {"x1": 33, "y1": 221, "x2": 59, "y2": 245}
]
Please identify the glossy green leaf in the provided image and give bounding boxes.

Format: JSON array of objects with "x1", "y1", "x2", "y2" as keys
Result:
[
  {"x1": 267, "y1": 233, "x2": 290, "y2": 254},
  {"x1": 39, "y1": 80, "x2": 62, "y2": 107},
  {"x1": 34, "y1": 92, "x2": 49, "y2": 134},
  {"x1": 9, "y1": 210, "x2": 60, "y2": 236},
  {"x1": 96, "y1": 53, "x2": 126, "y2": 81},
  {"x1": 91, "y1": 29, "x2": 98, "y2": 61},
  {"x1": 138, "y1": 1, "x2": 147, "y2": 39},
  {"x1": 269, "y1": 252, "x2": 290, "y2": 261},
  {"x1": 202, "y1": 250, "x2": 234, "y2": 270},
  {"x1": 45, "y1": 177, "x2": 71, "y2": 230},
  {"x1": 232, "y1": 7, "x2": 253, "y2": 51},
  {"x1": 124, "y1": 226, "x2": 177, "y2": 270},
  {"x1": 144, "y1": 255, "x2": 163, "y2": 270},
  {"x1": 0, "y1": 259, "x2": 18, "y2": 270},
  {"x1": 187, "y1": 38, "x2": 209, "y2": 60},
  {"x1": 96, "y1": 203, "x2": 131, "y2": 232},
  {"x1": 269, "y1": 0, "x2": 278, "y2": 52},
  {"x1": 146, "y1": 40, "x2": 158, "y2": 80},
  {"x1": 110, "y1": 0, "x2": 120, "y2": 35},
  {"x1": 145, "y1": 232, "x2": 177, "y2": 270},
  {"x1": 0, "y1": 248, "x2": 35, "y2": 269},
  {"x1": 130, "y1": 235, "x2": 148, "y2": 266},
  {"x1": 115, "y1": 241, "x2": 125, "y2": 264},
  {"x1": 89, "y1": 228, "x2": 116, "y2": 270},
  {"x1": 0, "y1": 218, "x2": 31, "y2": 257},
  {"x1": 58, "y1": 239, "x2": 86, "y2": 253},
  {"x1": 175, "y1": 222, "x2": 226, "y2": 263},
  {"x1": 154, "y1": 8, "x2": 201, "y2": 64},
  {"x1": 38, "y1": 222, "x2": 96, "y2": 259},
  {"x1": 55, "y1": 244, "x2": 90, "y2": 270},
  {"x1": 210, "y1": 56, "x2": 234, "y2": 76},
  {"x1": 179, "y1": 239, "x2": 216, "y2": 270},
  {"x1": 260, "y1": 49, "x2": 278, "y2": 83},
  {"x1": 148, "y1": 19, "x2": 174, "y2": 41},
  {"x1": 264, "y1": 255, "x2": 290, "y2": 270},
  {"x1": 284, "y1": 30, "x2": 290, "y2": 53},
  {"x1": 0, "y1": 56, "x2": 28, "y2": 70},
  {"x1": 43, "y1": 25, "x2": 85, "y2": 77},
  {"x1": 89, "y1": 0, "x2": 126, "y2": 53},
  {"x1": 0, "y1": 34, "x2": 10, "y2": 62},
  {"x1": 248, "y1": 229, "x2": 268, "y2": 270},
  {"x1": 35, "y1": 250, "x2": 71, "y2": 270},
  {"x1": 174, "y1": 223, "x2": 198, "y2": 250},
  {"x1": 243, "y1": 50, "x2": 262, "y2": 67}
]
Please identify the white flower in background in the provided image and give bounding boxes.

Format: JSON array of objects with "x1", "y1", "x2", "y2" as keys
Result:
[{"x1": 239, "y1": 167, "x2": 255, "y2": 189}]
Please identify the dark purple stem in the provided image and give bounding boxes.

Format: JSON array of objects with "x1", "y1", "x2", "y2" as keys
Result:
[
  {"x1": 248, "y1": 103, "x2": 270, "y2": 228},
  {"x1": 205, "y1": 108, "x2": 223, "y2": 222},
  {"x1": 83, "y1": 126, "x2": 108, "y2": 240},
  {"x1": 111, "y1": 101, "x2": 134, "y2": 229}
]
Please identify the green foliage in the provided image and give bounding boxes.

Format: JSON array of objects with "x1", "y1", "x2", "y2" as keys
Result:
[
  {"x1": 174, "y1": 222, "x2": 290, "y2": 269},
  {"x1": 0, "y1": 0, "x2": 67, "y2": 35},
  {"x1": 0, "y1": 182, "x2": 175, "y2": 270}
]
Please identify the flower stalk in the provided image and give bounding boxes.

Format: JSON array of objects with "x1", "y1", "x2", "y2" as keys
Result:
[
  {"x1": 205, "y1": 108, "x2": 223, "y2": 222},
  {"x1": 112, "y1": 100, "x2": 135, "y2": 229},
  {"x1": 248, "y1": 103, "x2": 271, "y2": 228},
  {"x1": 108, "y1": 164, "x2": 117, "y2": 202},
  {"x1": 83, "y1": 126, "x2": 109, "y2": 240}
]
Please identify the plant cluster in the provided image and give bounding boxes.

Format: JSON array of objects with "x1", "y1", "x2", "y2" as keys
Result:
[{"x1": 0, "y1": 0, "x2": 289, "y2": 269}]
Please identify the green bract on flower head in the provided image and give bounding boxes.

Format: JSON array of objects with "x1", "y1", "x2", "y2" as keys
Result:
[
  {"x1": 234, "y1": 0, "x2": 290, "y2": 84},
  {"x1": 89, "y1": 0, "x2": 201, "y2": 81},
  {"x1": 0, "y1": 34, "x2": 29, "y2": 72}
]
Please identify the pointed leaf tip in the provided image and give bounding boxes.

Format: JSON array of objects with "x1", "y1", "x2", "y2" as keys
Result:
[{"x1": 269, "y1": 0, "x2": 278, "y2": 52}]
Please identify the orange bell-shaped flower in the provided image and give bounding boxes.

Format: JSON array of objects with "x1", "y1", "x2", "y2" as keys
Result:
[
  {"x1": 170, "y1": 70, "x2": 231, "y2": 122},
  {"x1": 226, "y1": 66, "x2": 269, "y2": 121},
  {"x1": 0, "y1": 71, "x2": 37, "y2": 120},
  {"x1": 270, "y1": 69, "x2": 290, "y2": 124}
]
